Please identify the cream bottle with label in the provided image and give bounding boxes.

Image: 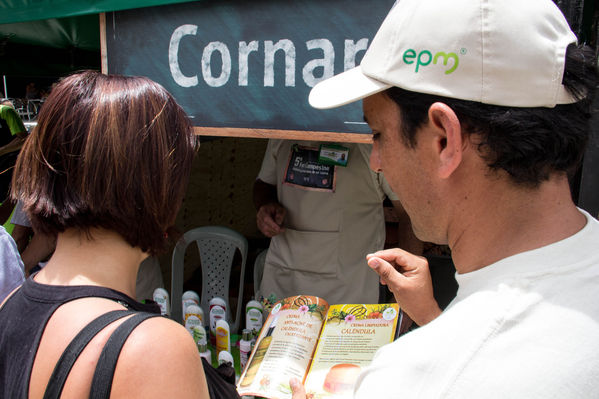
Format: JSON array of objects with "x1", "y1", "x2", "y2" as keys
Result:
[
  {"x1": 218, "y1": 350, "x2": 234, "y2": 366},
  {"x1": 245, "y1": 299, "x2": 263, "y2": 338},
  {"x1": 239, "y1": 328, "x2": 253, "y2": 370},
  {"x1": 192, "y1": 325, "x2": 208, "y2": 347},
  {"x1": 209, "y1": 297, "x2": 227, "y2": 344},
  {"x1": 182, "y1": 290, "x2": 200, "y2": 314},
  {"x1": 152, "y1": 288, "x2": 170, "y2": 316},
  {"x1": 215, "y1": 319, "x2": 231, "y2": 357},
  {"x1": 184, "y1": 304, "x2": 204, "y2": 333},
  {"x1": 198, "y1": 342, "x2": 212, "y2": 363},
  {"x1": 194, "y1": 325, "x2": 211, "y2": 363}
]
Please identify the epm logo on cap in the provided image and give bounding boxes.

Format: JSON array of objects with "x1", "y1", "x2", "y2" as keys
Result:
[{"x1": 402, "y1": 48, "x2": 461, "y2": 74}]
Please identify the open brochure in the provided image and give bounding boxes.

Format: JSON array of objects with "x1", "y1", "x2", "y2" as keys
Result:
[{"x1": 237, "y1": 295, "x2": 401, "y2": 399}]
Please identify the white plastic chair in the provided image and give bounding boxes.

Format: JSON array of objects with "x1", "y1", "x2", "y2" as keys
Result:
[
  {"x1": 171, "y1": 226, "x2": 247, "y2": 333},
  {"x1": 253, "y1": 249, "x2": 267, "y2": 298}
]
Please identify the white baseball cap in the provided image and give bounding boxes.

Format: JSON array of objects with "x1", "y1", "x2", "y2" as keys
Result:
[{"x1": 309, "y1": 0, "x2": 578, "y2": 109}]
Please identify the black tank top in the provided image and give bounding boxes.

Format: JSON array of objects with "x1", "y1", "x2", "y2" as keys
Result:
[{"x1": 0, "y1": 276, "x2": 160, "y2": 398}]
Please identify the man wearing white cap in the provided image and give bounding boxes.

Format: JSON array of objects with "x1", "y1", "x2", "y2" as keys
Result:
[{"x1": 291, "y1": 0, "x2": 599, "y2": 397}]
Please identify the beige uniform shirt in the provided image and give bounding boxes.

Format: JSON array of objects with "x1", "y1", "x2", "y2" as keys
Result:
[{"x1": 257, "y1": 140, "x2": 397, "y2": 305}]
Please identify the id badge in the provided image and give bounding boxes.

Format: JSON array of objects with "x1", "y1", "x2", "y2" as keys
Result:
[
  {"x1": 318, "y1": 144, "x2": 349, "y2": 167},
  {"x1": 283, "y1": 144, "x2": 336, "y2": 192}
]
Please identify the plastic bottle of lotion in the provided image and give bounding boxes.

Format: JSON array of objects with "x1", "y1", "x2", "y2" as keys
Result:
[
  {"x1": 239, "y1": 328, "x2": 253, "y2": 370},
  {"x1": 218, "y1": 350, "x2": 234, "y2": 366},
  {"x1": 184, "y1": 303, "x2": 204, "y2": 327},
  {"x1": 182, "y1": 290, "x2": 200, "y2": 314},
  {"x1": 215, "y1": 319, "x2": 231, "y2": 357},
  {"x1": 245, "y1": 299, "x2": 263, "y2": 339},
  {"x1": 152, "y1": 288, "x2": 170, "y2": 316},
  {"x1": 209, "y1": 297, "x2": 227, "y2": 344},
  {"x1": 198, "y1": 342, "x2": 212, "y2": 363},
  {"x1": 184, "y1": 304, "x2": 204, "y2": 335},
  {"x1": 192, "y1": 325, "x2": 208, "y2": 347}
]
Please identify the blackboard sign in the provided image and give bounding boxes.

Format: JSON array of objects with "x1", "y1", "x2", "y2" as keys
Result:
[{"x1": 104, "y1": 0, "x2": 395, "y2": 141}]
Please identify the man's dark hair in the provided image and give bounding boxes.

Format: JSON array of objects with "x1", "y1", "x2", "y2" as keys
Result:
[
  {"x1": 385, "y1": 43, "x2": 598, "y2": 187},
  {"x1": 11, "y1": 71, "x2": 198, "y2": 255}
]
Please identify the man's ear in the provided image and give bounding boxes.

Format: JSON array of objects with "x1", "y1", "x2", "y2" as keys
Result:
[{"x1": 428, "y1": 102, "x2": 463, "y2": 179}]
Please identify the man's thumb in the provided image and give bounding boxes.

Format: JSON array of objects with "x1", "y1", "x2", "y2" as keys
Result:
[
  {"x1": 290, "y1": 377, "x2": 306, "y2": 399},
  {"x1": 368, "y1": 257, "x2": 403, "y2": 286}
]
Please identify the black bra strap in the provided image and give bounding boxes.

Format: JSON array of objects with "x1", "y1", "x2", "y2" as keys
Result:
[
  {"x1": 43, "y1": 310, "x2": 134, "y2": 399},
  {"x1": 89, "y1": 312, "x2": 161, "y2": 399}
]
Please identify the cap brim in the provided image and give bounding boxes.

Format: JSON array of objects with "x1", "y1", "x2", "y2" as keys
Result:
[{"x1": 308, "y1": 66, "x2": 391, "y2": 109}]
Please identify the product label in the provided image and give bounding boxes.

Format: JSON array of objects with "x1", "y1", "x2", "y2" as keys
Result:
[
  {"x1": 183, "y1": 298, "x2": 198, "y2": 313},
  {"x1": 155, "y1": 297, "x2": 168, "y2": 315},
  {"x1": 192, "y1": 326, "x2": 207, "y2": 345},
  {"x1": 210, "y1": 305, "x2": 226, "y2": 332},
  {"x1": 240, "y1": 351, "x2": 249, "y2": 369},
  {"x1": 216, "y1": 326, "x2": 230, "y2": 355},
  {"x1": 185, "y1": 315, "x2": 202, "y2": 336},
  {"x1": 185, "y1": 309, "x2": 204, "y2": 325},
  {"x1": 240, "y1": 340, "x2": 252, "y2": 369},
  {"x1": 246, "y1": 308, "x2": 264, "y2": 333}
]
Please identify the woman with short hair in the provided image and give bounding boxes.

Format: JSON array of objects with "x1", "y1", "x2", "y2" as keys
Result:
[{"x1": 0, "y1": 71, "x2": 209, "y2": 398}]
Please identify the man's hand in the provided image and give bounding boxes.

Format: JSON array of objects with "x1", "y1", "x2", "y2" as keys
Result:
[
  {"x1": 290, "y1": 378, "x2": 306, "y2": 399},
  {"x1": 367, "y1": 248, "x2": 442, "y2": 326},
  {"x1": 253, "y1": 178, "x2": 286, "y2": 237},
  {"x1": 256, "y1": 202, "x2": 286, "y2": 237}
]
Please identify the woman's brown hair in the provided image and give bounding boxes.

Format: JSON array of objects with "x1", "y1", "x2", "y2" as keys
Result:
[{"x1": 11, "y1": 71, "x2": 197, "y2": 255}]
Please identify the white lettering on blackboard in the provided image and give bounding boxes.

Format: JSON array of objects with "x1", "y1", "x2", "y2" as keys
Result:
[
  {"x1": 302, "y1": 39, "x2": 334, "y2": 88},
  {"x1": 202, "y1": 41, "x2": 231, "y2": 87},
  {"x1": 169, "y1": 24, "x2": 199, "y2": 87},
  {"x1": 168, "y1": 24, "x2": 369, "y2": 89},
  {"x1": 264, "y1": 40, "x2": 295, "y2": 87},
  {"x1": 239, "y1": 41, "x2": 260, "y2": 86},
  {"x1": 344, "y1": 38, "x2": 369, "y2": 70}
]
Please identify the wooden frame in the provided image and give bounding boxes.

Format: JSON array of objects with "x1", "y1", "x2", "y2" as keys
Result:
[
  {"x1": 100, "y1": 13, "x2": 108, "y2": 75},
  {"x1": 192, "y1": 126, "x2": 371, "y2": 142}
]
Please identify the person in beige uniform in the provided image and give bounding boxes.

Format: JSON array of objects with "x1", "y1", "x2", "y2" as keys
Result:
[{"x1": 254, "y1": 139, "x2": 421, "y2": 305}]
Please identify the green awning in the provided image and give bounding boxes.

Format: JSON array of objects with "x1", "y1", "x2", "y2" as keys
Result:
[
  {"x1": 0, "y1": 0, "x2": 199, "y2": 25},
  {"x1": 0, "y1": 1, "x2": 202, "y2": 77},
  {"x1": 1, "y1": 15, "x2": 100, "y2": 50}
]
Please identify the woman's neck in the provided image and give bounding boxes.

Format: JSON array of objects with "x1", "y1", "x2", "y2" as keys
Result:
[{"x1": 34, "y1": 228, "x2": 147, "y2": 298}]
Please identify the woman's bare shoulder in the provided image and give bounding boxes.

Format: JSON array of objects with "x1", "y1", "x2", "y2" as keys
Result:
[{"x1": 110, "y1": 315, "x2": 209, "y2": 398}]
